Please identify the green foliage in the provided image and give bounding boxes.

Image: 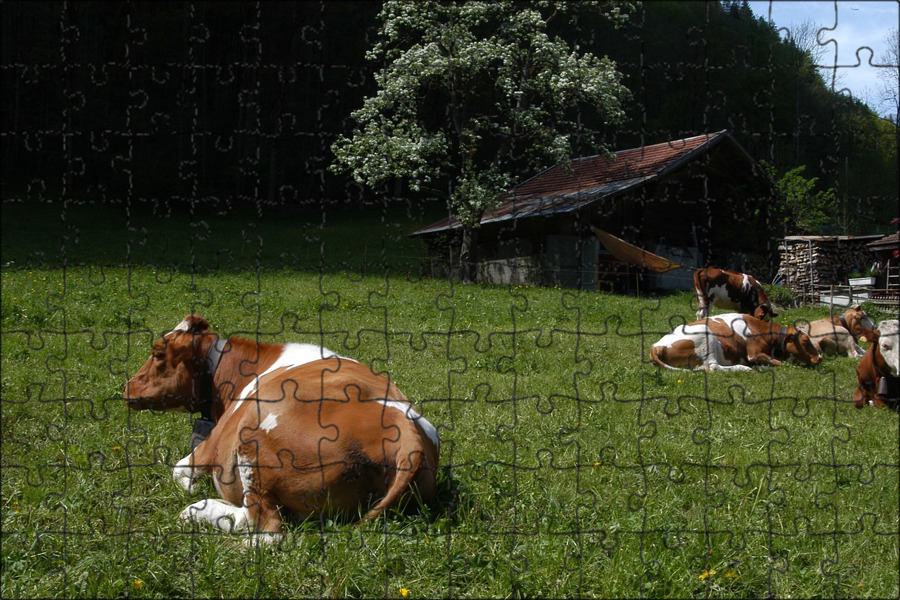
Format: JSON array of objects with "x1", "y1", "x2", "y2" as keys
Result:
[
  {"x1": 762, "y1": 161, "x2": 837, "y2": 235},
  {"x1": 761, "y1": 282, "x2": 795, "y2": 308},
  {"x1": 330, "y1": 1, "x2": 634, "y2": 228}
]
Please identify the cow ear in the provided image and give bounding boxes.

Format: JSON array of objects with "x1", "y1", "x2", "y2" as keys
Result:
[{"x1": 182, "y1": 314, "x2": 210, "y2": 334}]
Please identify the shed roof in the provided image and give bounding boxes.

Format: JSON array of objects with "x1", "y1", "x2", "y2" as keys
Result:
[
  {"x1": 782, "y1": 235, "x2": 884, "y2": 243},
  {"x1": 413, "y1": 130, "x2": 755, "y2": 236},
  {"x1": 868, "y1": 231, "x2": 899, "y2": 251}
]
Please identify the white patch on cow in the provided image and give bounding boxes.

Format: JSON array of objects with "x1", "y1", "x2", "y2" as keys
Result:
[
  {"x1": 173, "y1": 454, "x2": 199, "y2": 493},
  {"x1": 877, "y1": 320, "x2": 899, "y2": 377},
  {"x1": 710, "y1": 313, "x2": 751, "y2": 339},
  {"x1": 740, "y1": 273, "x2": 751, "y2": 292},
  {"x1": 259, "y1": 412, "x2": 278, "y2": 434},
  {"x1": 180, "y1": 498, "x2": 251, "y2": 533},
  {"x1": 236, "y1": 343, "x2": 354, "y2": 400},
  {"x1": 169, "y1": 318, "x2": 191, "y2": 335},
  {"x1": 707, "y1": 284, "x2": 740, "y2": 311},
  {"x1": 378, "y1": 399, "x2": 440, "y2": 449},
  {"x1": 652, "y1": 322, "x2": 752, "y2": 372}
]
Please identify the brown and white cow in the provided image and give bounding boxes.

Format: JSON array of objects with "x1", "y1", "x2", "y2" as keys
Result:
[
  {"x1": 693, "y1": 268, "x2": 776, "y2": 321},
  {"x1": 123, "y1": 315, "x2": 440, "y2": 541},
  {"x1": 799, "y1": 306, "x2": 876, "y2": 358},
  {"x1": 853, "y1": 319, "x2": 899, "y2": 408},
  {"x1": 830, "y1": 305, "x2": 876, "y2": 345},
  {"x1": 650, "y1": 312, "x2": 820, "y2": 372}
]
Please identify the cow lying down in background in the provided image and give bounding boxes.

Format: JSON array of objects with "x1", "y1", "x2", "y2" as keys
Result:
[
  {"x1": 123, "y1": 315, "x2": 440, "y2": 543},
  {"x1": 798, "y1": 306, "x2": 875, "y2": 358},
  {"x1": 853, "y1": 319, "x2": 899, "y2": 408},
  {"x1": 651, "y1": 313, "x2": 820, "y2": 372}
]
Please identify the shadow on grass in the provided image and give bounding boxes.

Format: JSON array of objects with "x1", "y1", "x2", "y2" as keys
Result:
[{"x1": 1, "y1": 199, "x2": 445, "y2": 274}]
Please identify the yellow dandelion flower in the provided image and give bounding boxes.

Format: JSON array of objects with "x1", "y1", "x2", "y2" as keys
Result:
[
  {"x1": 699, "y1": 570, "x2": 716, "y2": 580},
  {"x1": 593, "y1": 462, "x2": 600, "y2": 468},
  {"x1": 725, "y1": 572, "x2": 738, "y2": 579},
  {"x1": 677, "y1": 379, "x2": 683, "y2": 384},
  {"x1": 398, "y1": 588, "x2": 410, "y2": 598},
  {"x1": 133, "y1": 579, "x2": 143, "y2": 587}
]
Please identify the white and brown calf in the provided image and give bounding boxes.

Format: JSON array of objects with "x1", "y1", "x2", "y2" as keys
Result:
[
  {"x1": 693, "y1": 268, "x2": 776, "y2": 321},
  {"x1": 650, "y1": 313, "x2": 820, "y2": 372},
  {"x1": 123, "y1": 315, "x2": 439, "y2": 541}
]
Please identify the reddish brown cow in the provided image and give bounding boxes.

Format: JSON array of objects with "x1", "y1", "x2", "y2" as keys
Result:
[
  {"x1": 853, "y1": 319, "x2": 899, "y2": 408},
  {"x1": 123, "y1": 315, "x2": 439, "y2": 542},
  {"x1": 650, "y1": 312, "x2": 820, "y2": 371},
  {"x1": 693, "y1": 268, "x2": 776, "y2": 321}
]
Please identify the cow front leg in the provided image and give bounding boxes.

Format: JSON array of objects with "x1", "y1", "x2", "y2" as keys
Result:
[
  {"x1": 180, "y1": 498, "x2": 252, "y2": 532},
  {"x1": 695, "y1": 303, "x2": 708, "y2": 320},
  {"x1": 173, "y1": 454, "x2": 203, "y2": 493},
  {"x1": 747, "y1": 353, "x2": 781, "y2": 367},
  {"x1": 173, "y1": 439, "x2": 214, "y2": 493},
  {"x1": 179, "y1": 496, "x2": 283, "y2": 546}
]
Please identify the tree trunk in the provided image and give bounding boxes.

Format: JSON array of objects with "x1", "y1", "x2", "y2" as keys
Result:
[{"x1": 459, "y1": 225, "x2": 478, "y2": 284}]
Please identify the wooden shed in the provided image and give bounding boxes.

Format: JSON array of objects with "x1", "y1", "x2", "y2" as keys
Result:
[{"x1": 413, "y1": 130, "x2": 774, "y2": 291}]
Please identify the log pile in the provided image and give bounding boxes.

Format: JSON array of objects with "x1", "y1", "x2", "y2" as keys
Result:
[{"x1": 778, "y1": 236, "x2": 877, "y2": 302}]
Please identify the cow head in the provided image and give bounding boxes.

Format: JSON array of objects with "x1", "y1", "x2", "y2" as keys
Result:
[
  {"x1": 783, "y1": 328, "x2": 821, "y2": 366},
  {"x1": 844, "y1": 305, "x2": 877, "y2": 342},
  {"x1": 875, "y1": 320, "x2": 899, "y2": 378},
  {"x1": 123, "y1": 315, "x2": 213, "y2": 412},
  {"x1": 753, "y1": 301, "x2": 777, "y2": 321}
]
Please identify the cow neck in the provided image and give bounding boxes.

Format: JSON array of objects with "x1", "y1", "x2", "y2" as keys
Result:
[
  {"x1": 210, "y1": 336, "x2": 286, "y2": 414},
  {"x1": 198, "y1": 336, "x2": 227, "y2": 421},
  {"x1": 774, "y1": 327, "x2": 787, "y2": 358},
  {"x1": 838, "y1": 315, "x2": 856, "y2": 341}
]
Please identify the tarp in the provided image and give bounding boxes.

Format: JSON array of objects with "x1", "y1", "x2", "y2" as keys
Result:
[{"x1": 591, "y1": 226, "x2": 685, "y2": 273}]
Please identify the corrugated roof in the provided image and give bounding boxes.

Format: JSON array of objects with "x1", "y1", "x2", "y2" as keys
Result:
[
  {"x1": 783, "y1": 234, "x2": 884, "y2": 242},
  {"x1": 413, "y1": 130, "x2": 740, "y2": 236},
  {"x1": 868, "y1": 231, "x2": 899, "y2": 250}
]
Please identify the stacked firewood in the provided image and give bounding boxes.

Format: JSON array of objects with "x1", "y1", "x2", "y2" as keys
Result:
[{"x1": 778, "y1": 238, "x2": 875, "y2": 299}]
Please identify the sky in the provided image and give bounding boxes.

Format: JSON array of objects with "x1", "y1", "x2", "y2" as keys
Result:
[{"x1": 746, "y1": 1, "x2": 898, "y2": 118}]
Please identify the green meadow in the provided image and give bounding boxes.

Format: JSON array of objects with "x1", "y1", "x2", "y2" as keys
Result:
[{"x1": 2, "y1": 201, "x2": 897, "y2": 598}]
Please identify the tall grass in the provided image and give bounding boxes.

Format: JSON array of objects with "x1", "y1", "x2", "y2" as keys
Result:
[{"x1": 2, "y1": 201, "x2": 897, "y2": 598}]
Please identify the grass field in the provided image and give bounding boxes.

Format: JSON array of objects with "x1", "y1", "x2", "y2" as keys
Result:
[{"x1": 2, "y1": 201, "x2": 898, "y2": 598}]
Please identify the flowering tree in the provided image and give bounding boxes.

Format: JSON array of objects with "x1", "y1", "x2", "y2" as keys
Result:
[{"x1": 331, "y1": 1, "x2": 633, "y2": 281}]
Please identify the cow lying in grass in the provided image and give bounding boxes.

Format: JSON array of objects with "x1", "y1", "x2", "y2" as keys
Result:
[
  {"x1": 650, "y1": 313, "x2": 820, "y2": 372},
  {"x1": 123, "y1": 315, "x2": 439, "y2": 542},
  {"x1": 853, "y1": 319, "x2": 899, "y2": 408},
  {"x1": 799, "y1": 306, "x2": 875, "y2": 358}
]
